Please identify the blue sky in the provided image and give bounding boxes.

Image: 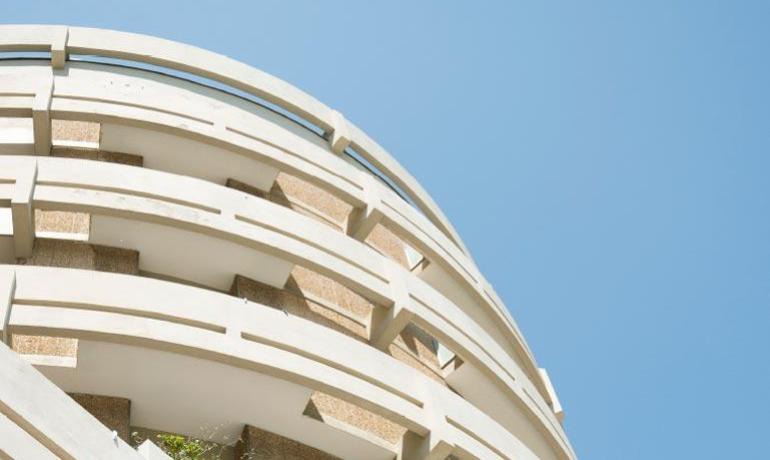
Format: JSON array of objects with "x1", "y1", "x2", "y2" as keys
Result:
[{"x1": 5, "y1": 1, "x2": 770, "y2": 458}]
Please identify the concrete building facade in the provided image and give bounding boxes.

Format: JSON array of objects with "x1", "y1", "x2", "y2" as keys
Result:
[{"x1": 0, "y1": 25, "x2": 575, "y2": 460}]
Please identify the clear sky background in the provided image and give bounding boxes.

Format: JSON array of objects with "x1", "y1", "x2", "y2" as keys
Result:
[{"x1": 4, "y1": 1, "x2": 769, "y2": 458}]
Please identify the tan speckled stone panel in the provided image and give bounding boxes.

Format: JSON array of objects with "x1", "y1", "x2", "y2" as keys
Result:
[
  {"x1": 289, "y1": 266, "x2": 372, "y2": 319},
  {"x1": 226, "y1": 178, "x2": 266, "y2": 198},
  {"x1": 365, "y1": 223, "x2": 409, "y2": 268},
  {"x1": 388, "y1": 323, "x2": 446, "y2": 385},
  {"x1": 388, "y1": 342, "x2": 444, "y2": 385},
  {"x1": 35, "y1": 210, "x2": 90, "y2": 234},
  {"x1": 307, "y1": 392, "x2": 406, "y2": 445},
  {"x1": 231, "y1": 274, "x2": 367, "y2": 341},
  {"x1": 51, "y1": 146, "x2": 144, "y2": 166},
  {"x1": 51, "y1": 120, "x2": 100, "y2": 142},
  {"x1": 18, "y1": 239, "x2": 139, "y2": 274},
  {"x1": 235, "y1": 425, "x2": 339, "y2": 460},
  {"x1": 12, "y1": 334, "x2": 77, "y2": 358},
  {"x1": 396, "y1": 323, "x2": 441, "y2": 368},
  {"x1": 269, "y1": 173, "x2": 352, "y2": 231},
  {"x1": 69, "y1": 393, "x2": 131, "y2": 442}
]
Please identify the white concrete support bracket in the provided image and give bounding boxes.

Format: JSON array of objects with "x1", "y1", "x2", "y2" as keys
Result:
[
  {"x1": 539, "y1": 368, "x2": 565, "y2": 424},
  {"x1": 347, "y1": 175, "x2": 385, "y2": 241},
  {"x1": 0, "y1": 269, "x2": 15, "y2": 346},
  {"x1": 370, "y1": 263, "x2": 414, "y2": 350},
  {"x1": 400, "y1": 431, "x2": 454, "y2": 460},
  {"x1": 11, "y1": 159, "x2": 38, "y2": 259},
  {"x1": 400, "y1": 394, "x2": 454, "y2": 460},
  {"x1": 32, "y1": 77, "x2": 54, "y2": 155},
  {"x1": 328, "y1": 110, "x2": 351, "y2": 155},
  {"x1": 51, "y1": 26, "x2": 69, "y2": 69},
  {"x1": 347, "y1": 202, "x2": 384, "y2": 242}
]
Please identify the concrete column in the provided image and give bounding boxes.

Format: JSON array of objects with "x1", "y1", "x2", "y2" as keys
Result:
[
  {"x1": 370, "y1": 263, "x2": 413, "y2": 350},
  {"x1": 32, "y1": 78, "x2": 53, "y2": 155},
  {"x1": 11, "y1": 159, "x2": 37, "y2": 259},
  {"x1": 346, "y1": 174, "x2": 384, "y2": 241},
  {"x1": 400, "y1": 390, "x2": 455, "y2": 460},
  {"x1": 0, "y1": 269, "x2": 15, "y2": 345},
  {"x1": 328, "y1": 110, "x2": 351, "y2": 154},
  {"x1": 539, "y1": 368, "x2": 565, "y2": 423},
  {"x1": 400, "y1": 431, "x2": 454, "y2": 460},
  {"x1": 347, "y1": 202, "x2": 384, "y2": 241},
  {"x1": 51, "y1": 26, "x2": 69, "y2": 69},
  {"x1": 370, "y1": 302, "x2": 413, "y2": 351}
]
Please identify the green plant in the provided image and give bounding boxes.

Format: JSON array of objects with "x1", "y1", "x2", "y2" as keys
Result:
[{"x1": 156, "y1": 433, "x2": 212, "y2": 460}]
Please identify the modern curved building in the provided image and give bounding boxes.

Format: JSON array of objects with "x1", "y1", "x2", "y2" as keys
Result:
[{"x1": 0, "y1": 25, "x2": 575, "y2": 460}]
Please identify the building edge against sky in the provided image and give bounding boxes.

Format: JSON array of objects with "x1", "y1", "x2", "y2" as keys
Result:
[{"x1": 0, "y1": 25, "x2": 575, "y2": 460}]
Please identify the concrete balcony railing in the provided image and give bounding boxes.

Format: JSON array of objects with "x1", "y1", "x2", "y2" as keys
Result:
[
  {"x1": 0, "y1": 155, "x2": 571, "y2": 459},
  {"x1": 0, "y1": 52, "x2": 541, "y2": 394},
  {"x1": 5, "y1": 264, "x2": 537, "y2": 460},
  {"x1": 0, "y1": 25, "x2": 575, "y2": 460}
]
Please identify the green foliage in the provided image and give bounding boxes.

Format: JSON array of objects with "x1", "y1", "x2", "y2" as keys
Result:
[{"x1": 156, "y1": 433, "x2": 210, "y2": 460}]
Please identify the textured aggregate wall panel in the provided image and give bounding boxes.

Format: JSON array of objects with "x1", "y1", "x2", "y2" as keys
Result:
[
  {"x1": 365, "y1": 223, "x2": 410, "y2": 269},
  {"x1": 69, "y1": 393, "x2": 132, "y2": 442},
  {"x1": 235, "y1": 425, "x2": 340, "y2": 460},
  {"x1": 17, "y1": 239, "x2": 139, "y2": 274},
  {"x1": 308, "y1": 391, "x2": 406, "y2": 446},
  {"x1": 51, "y1": 145, "x2": 144, "y2": 166},
  {"x1": 270, "y1": 172, "x2": 352, "y2": 231},
  {"x1": 226, "y1": 178, "x2": 266, "y2": 199},
  {"x1": 12, "y1": 334, "x2": 78, "y2": 358},
  {"x1": 289, "y1": 266, "x2": 373, "y2": 320},
  {"x1": 390, "y1": 323, "x2": 445, "y2": 384},
  {"x1": 51, "y1": 119, "x2": 100, "y2": 143},
  {"x1": 35, "y1": 210, "x2": 90, "y2": 235}
]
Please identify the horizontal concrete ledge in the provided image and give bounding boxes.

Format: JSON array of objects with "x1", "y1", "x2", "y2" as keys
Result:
[
  {"x1": 0, "y1": 60, "x2": 542, "y2": 399},
  {"x1": 0, "y1": 155, "x2": 572, "y2": 459},
  {"x1": 0, "y1": 24, "x2": 469, "y2": 259},
  {"x1": 3, "y1": 264, "x2": 553, "y2": 460},
  {"x1": 0, "y1": 411, "x2": 59, "y2": 460}
]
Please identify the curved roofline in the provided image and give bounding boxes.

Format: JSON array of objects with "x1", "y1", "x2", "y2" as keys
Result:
[{"x1": 0, "y1": 24, "x2": 472, "y2": 259}]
